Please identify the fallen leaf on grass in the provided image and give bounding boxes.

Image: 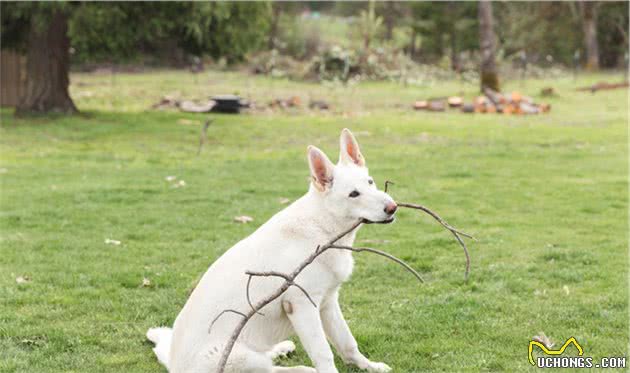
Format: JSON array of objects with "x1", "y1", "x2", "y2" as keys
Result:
[
  {"x1": 532, "y1": 332, "x2": 554, "y2": 348},
  {"x1": 177, "y1": 119, "x2": 200, "y2": 126},
  {"x1": 563, "y1": 285, "x2": 570, "y2": 295},
  {"x1": 0, "y1": 168, "x2": 7, "y2": 174},
  {"x1": 279, "y1": 198, "x2": 291, "y2": 204},
  {"x1": 20, "y1": 337, "x2": 46, "y2": 348},
  {"x1": 140, "y1": 278, "x2": 152, "y2": 287},
  {"x1": 16, "y1": 275, "x2": 31, "y2": 284},
  {"x1": 165, "y1": 175, "x2": 177, "y2": 182},
  {"x1": 234, "y1": 215, "x2": 254, "y2": 224},
  {"x1": 105, "y1": 238, "x2": 121, "y2": 246},
  {"x1": 173, "y1": 180, "x2": 186, "y2": 188}
]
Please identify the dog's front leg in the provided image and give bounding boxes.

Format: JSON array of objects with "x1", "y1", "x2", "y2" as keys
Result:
[
  {"x1": 283, "y1": 297, "x2": 338, "y2": 373},
  {"x1": 320, "y1": 290, "x2": 391, "y2": 372}
]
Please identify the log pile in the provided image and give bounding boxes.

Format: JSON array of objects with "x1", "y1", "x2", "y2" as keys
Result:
[
  {"x1": 414, "y1": 88, "x2": 551, "y2": 115},
  {"x1": 151, "y1": 95, "x2": 249, "y2": 114}
]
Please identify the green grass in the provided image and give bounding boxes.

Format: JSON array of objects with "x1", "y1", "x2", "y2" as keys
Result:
[{"x1": 0, "y1": 70, "x2": 628, "y2": 372}]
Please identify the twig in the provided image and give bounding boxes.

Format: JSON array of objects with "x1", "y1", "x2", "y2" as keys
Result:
[
  {"x1": 211, "y1": 193, "x2": 474, "y2": 372},
  {"x1": 246, "y1": 271, "x2": 317, "y2": 308},
  {"x1": 208, "y1": 309, "x2": 247, "y2": 334},
  {"x1": 398, "y1": 202, "x2": 473, "y2": 281},
  {"x1": 197, "y1": 119, "x2": 213, "y2": 155},
  {"x1": 212, "y1": 220, "x2": 363, "y2": 373},
  {"x1": 329, "y1": 245, "x2": 424, "y2": 283},
  {"x1": 245, "y1": 275, "x2": 264, "y2": 316},
  {"x1": 384, "y1": 180, "x2": 394, "y2": 193}
]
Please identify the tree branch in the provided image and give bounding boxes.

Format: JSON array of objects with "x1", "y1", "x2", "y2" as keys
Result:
[
  {"x1": 329, "y1": 245, "x2": 424, "y2": 283},
  {"x1": 211, "y1": 220, "x2": 364, "y2": 373},
  {"x1": 398, "y1": 202, "x2": 473, "y2": 281},
  {"x1": 210, "y1": 193, "x2": 474, "y2": 372},
  {"x1": 246, "y1": 270, "x2": 317, "y2": 308}
]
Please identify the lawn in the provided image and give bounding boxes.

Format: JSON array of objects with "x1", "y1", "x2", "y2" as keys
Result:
[{"x1": 0, "y1": 69, "x2": 627, "y2": 372}]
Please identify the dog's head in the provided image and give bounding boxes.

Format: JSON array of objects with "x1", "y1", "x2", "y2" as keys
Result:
[{"x1": 308, "y1": 128, "x2": 397, "y2": 224}]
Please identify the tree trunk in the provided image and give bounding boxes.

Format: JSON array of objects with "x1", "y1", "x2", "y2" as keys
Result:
[
  {"x1": 448, "y1": 2, "x2": 460, "y2": 72},
  {"x1": 268, "y1": 3, "x2": 282, "y2": 50},
  {"x1": 408, "y1": 31, "x2": 417, "y2": 60},
  {"x1": 478, "y1": 0, "x2": 499, "y2": 92},
  {"x1": 580, "y1": 2, "x2": 600, "y2": 70},
  {"x1": 383, "y1": 1, "x2": 395, "y2": 41},
  {"x1": 16, "y1": 10, "x2": 77, "y2": 115}
]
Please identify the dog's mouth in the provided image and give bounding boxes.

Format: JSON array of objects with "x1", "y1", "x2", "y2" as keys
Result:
[{"x1": 362, "y1": 216, "x2": 395, "y2": 225}]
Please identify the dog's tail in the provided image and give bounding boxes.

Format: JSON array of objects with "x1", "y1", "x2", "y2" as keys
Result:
[{"x1": 146, "y1": 327, "x2": 172, "y2": 369}]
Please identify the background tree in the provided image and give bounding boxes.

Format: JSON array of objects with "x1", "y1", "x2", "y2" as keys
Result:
[
  {"x1": 358, "y1": 0, "x2": 382, "y2": 53},
  {"x1": 1, "y1": 2, "x2": 270, "y2": 115},
  {"x1": 408, "y1": 2, "x2": 477, "y2": 68},
  {"x1": 579, "y1": 2, "x2": 600, "y2": 70},
  {"x1": 2, "y1": 3, "x2": 77, "y2": 115},
  {"x1": 478, "y1": 0, "x2": 499, "y2": 91}
]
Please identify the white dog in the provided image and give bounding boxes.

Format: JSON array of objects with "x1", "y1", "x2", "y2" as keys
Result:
[{"x1": 147, "y1": 129, "x2": 398, "y2": 373}]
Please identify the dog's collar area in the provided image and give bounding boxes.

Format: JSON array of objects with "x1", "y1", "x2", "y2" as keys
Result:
[{"x1": 361, "y1": 217, "x2": 395, "y2": 225}]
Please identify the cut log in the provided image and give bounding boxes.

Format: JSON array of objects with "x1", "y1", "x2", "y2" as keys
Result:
[
  {"x1": 448, "y1": 96, "x2": 463, "y2": 107},
  {"x1": 483, "y1": 88, "x2": 503, "y2": 105},
  {"x1": 179, "y1": 100, "x2": 216, "y2": 113},
  {"x1": 309, "y1": 100, "x2": 330, "y2": 110},
  {"x1": 427, "y1": 100, "x2": 446, "y2": 111},
  {"x1": 521, "y1": 95, "x2": 534, "y2": 105},
  {"x1": 461, "y1": 103, "x2": 475, "y2": 113},
  {"x1": 474, "y1": 96, "x2": 487, "y2": 113},
  {"x1": 510, "y1": 91, "x2": 522, "y2": 103},
  {"x1": 414, "y1": 101, "x2": 428, "y2": 110},
  {"x1": 519, "y1": 101, "x2": 540, "y2": 114},
  {"x1": 288, "y1": 96, "x2": 301, "y2": 107}
]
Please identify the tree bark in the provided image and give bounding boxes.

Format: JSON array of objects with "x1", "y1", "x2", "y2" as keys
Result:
[
  {"x1": 579, "y1": 2, "x2": 600, "y2": 70},
  {"x1": 478, "y1": 0, "x2": 499, "y2": 92},
  {"x1": 383, "y1": 1, "x2": 396, "y2": 41},
  {"x1": 448, "y1": 2, "x2": 460, "y2": 72},
  {"x1": 16, "y1": 10, "x2": 77, "y2": 115},
  {"x1": 268, "y1": 3, "x2": 282, "y2": 50}
]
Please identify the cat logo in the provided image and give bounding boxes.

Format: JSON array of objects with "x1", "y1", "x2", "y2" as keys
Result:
[{"x1": 528, "y1": 337, "x2": 584, "y2": 366}]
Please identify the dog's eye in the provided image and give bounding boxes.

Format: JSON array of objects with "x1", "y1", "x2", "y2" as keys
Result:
[
  {"x1": 348, "y1": 190, "x2": 360, "y2": 198},
  {"x1": 368, "y1": 179, "x2": 374, "y2": 185}
]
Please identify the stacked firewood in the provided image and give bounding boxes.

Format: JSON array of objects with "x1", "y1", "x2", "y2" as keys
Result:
[
  {"x1": 476, "y1": 88, "x2": 550, "y2": 114},
  {"x1": 414, "y1": 88, "x2": 550, "y2": 115}
]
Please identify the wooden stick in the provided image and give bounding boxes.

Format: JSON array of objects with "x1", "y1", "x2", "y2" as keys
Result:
[
  {"x1": 211, "y1": 196, "x2": 474, "y2": 372},
  {"x1": 398, "y1": 202, "x2": 473, "y2": 280}
]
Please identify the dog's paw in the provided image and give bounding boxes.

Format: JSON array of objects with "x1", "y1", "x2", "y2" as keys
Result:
[
  {"x1": 365, "y1": 361, "x2": 392, "y2": 373},
  {"x1": 267, "y1": 340, "x2": 296, "y2": 359}
]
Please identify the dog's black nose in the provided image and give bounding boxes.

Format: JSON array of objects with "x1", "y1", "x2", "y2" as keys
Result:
[{"x1": 384, "y1": 202, "x2": 398, "y2": 215}]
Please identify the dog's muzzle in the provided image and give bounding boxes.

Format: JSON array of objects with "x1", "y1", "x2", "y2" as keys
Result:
[{"x1": 362, "y1": 216, "x2": 395, "y2": 224}]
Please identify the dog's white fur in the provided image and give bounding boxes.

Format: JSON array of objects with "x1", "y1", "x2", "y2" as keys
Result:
[{"x1": 147, "y1": 129, "x2": 397, "y2": 373}]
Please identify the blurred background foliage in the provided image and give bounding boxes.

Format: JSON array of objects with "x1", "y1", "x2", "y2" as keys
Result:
[{"x1": 3, "y1": 1, "x2": 627, "y2": 71}]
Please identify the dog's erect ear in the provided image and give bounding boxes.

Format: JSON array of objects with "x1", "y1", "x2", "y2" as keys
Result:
[
  {"x1": 339, "y1": 128, "x2": 365, "y2": 167},
  {"x1": 308, "y1": 145, "x2": 334, "y2": 192}
]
